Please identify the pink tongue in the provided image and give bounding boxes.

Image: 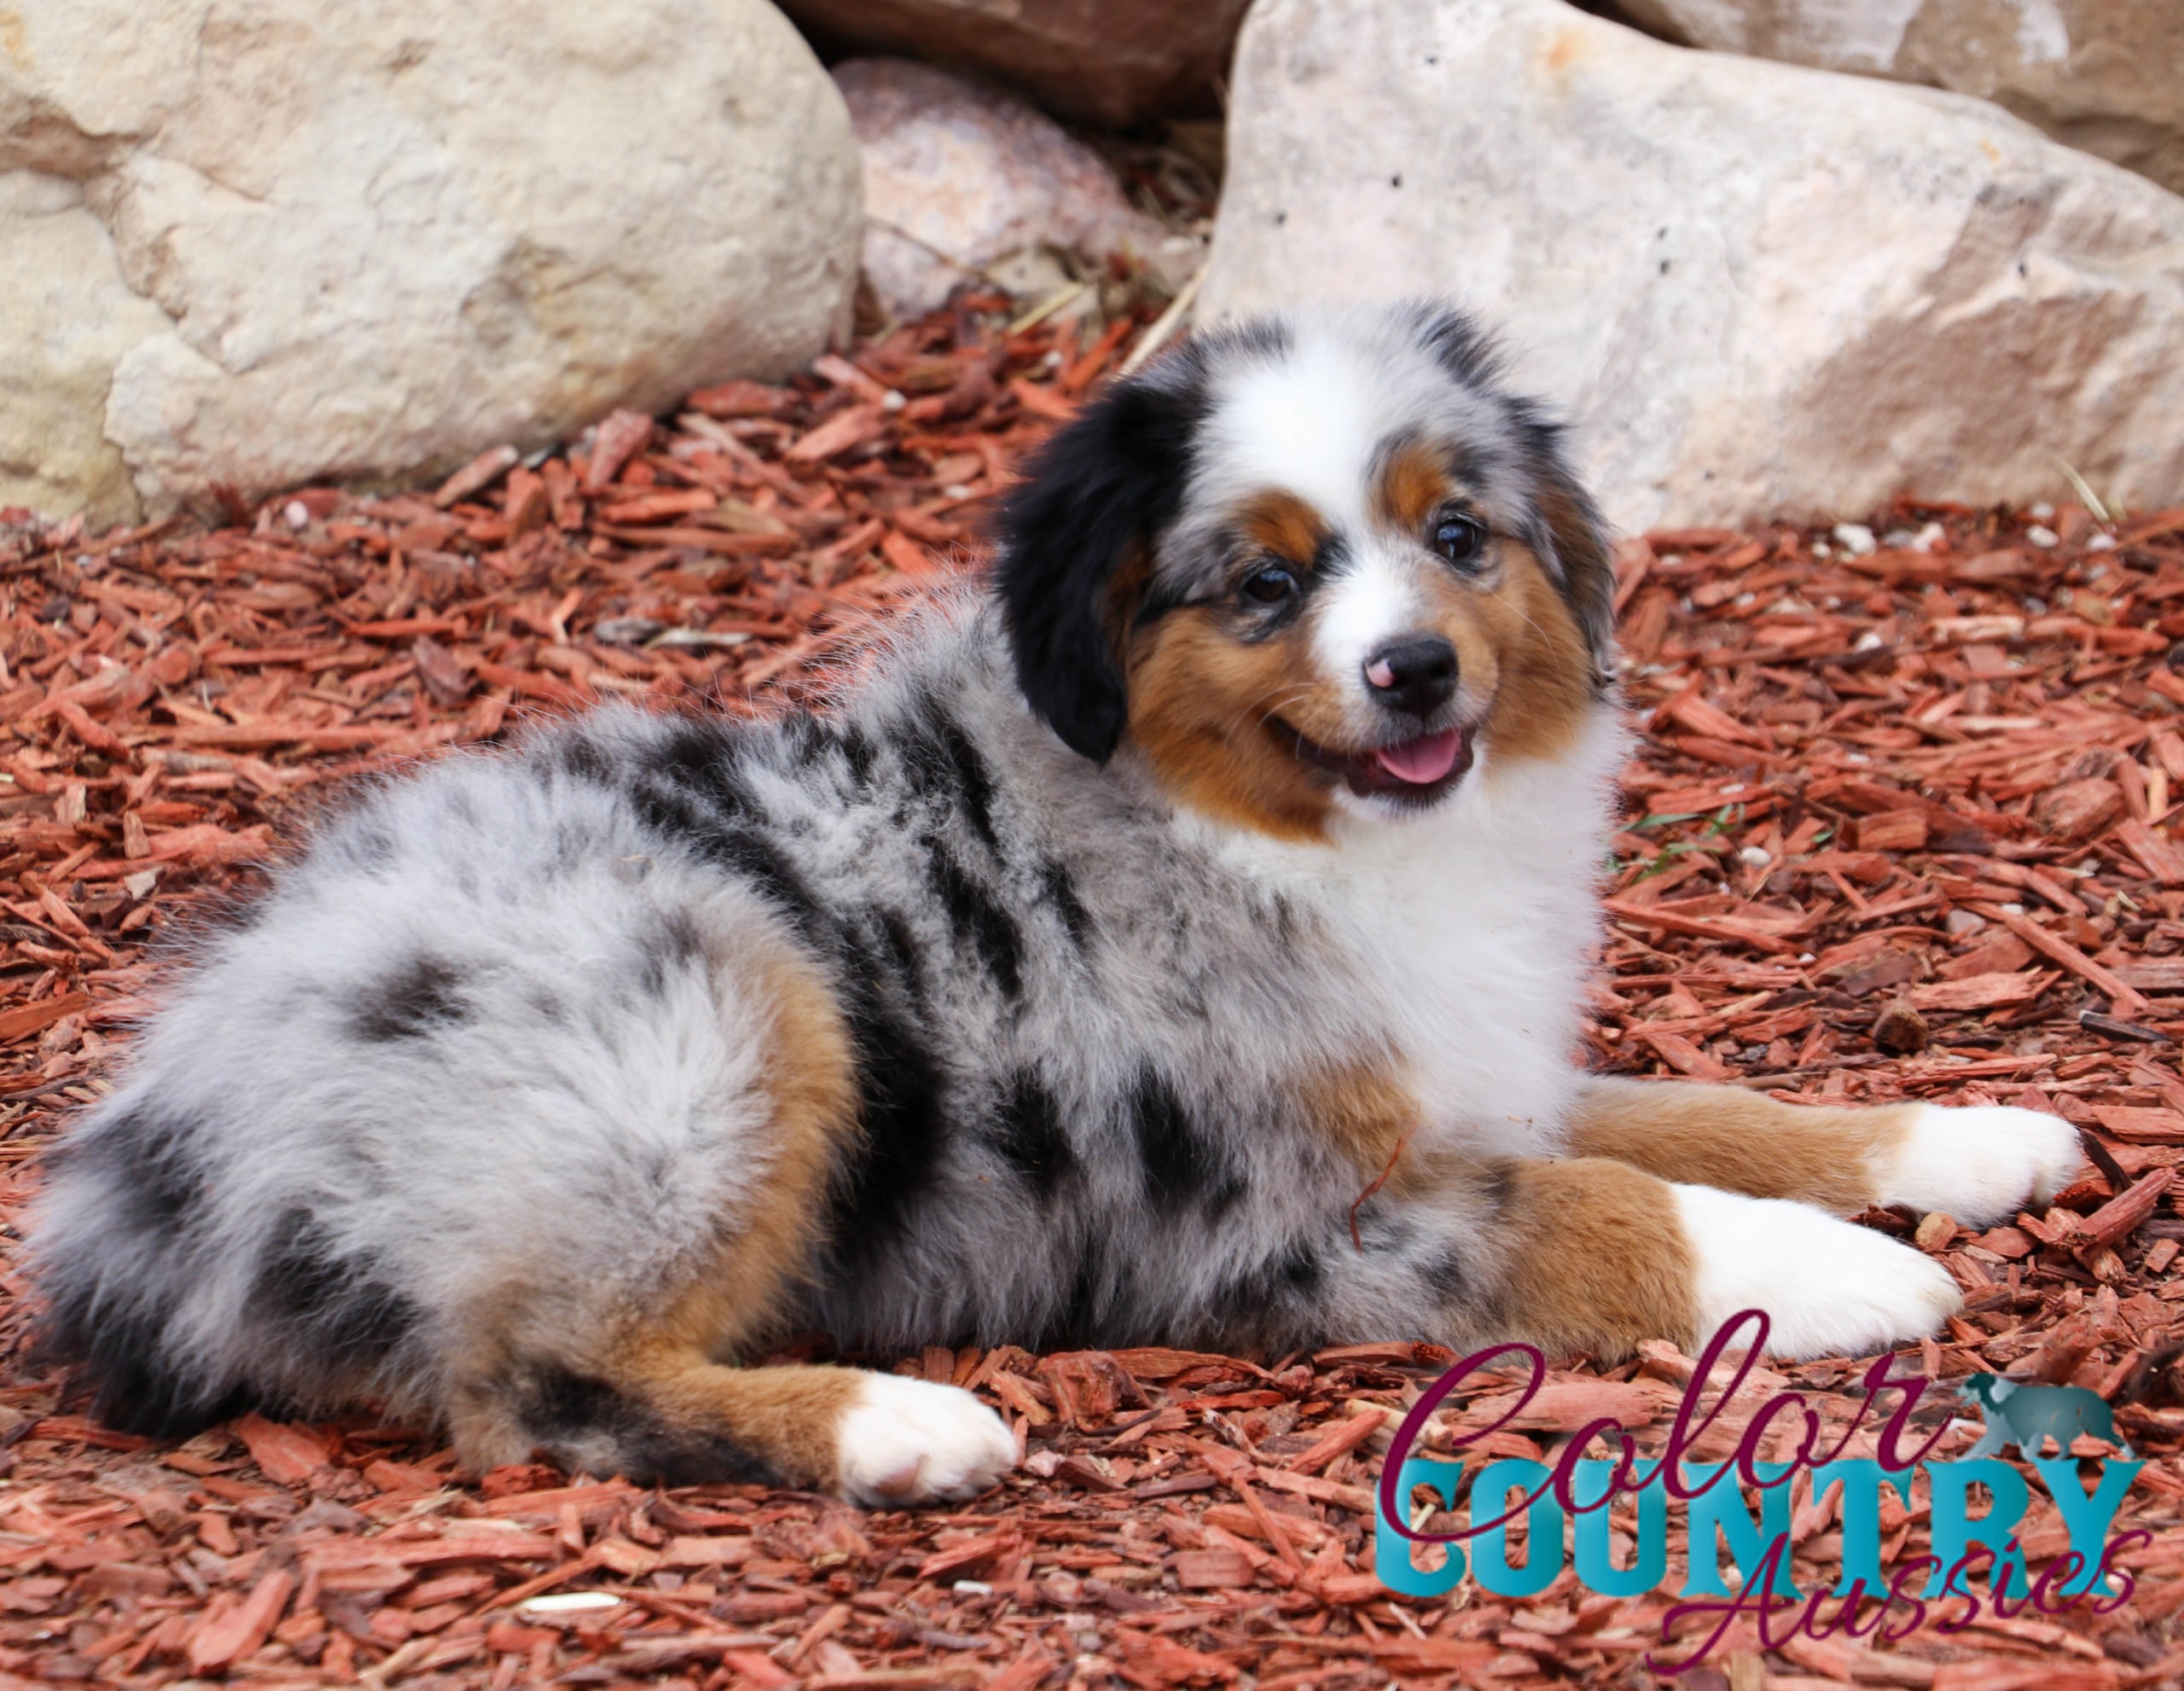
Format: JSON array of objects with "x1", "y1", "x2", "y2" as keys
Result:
[{"x1": 1374, "y1": 729, "x2": 1464, "y2": 785}]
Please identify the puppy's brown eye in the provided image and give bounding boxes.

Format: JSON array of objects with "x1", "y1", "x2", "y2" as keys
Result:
[
  {"x1": 1433, "y1": 515, "x2": 1486, "y2": 567},
  {"x1": 1241, "y1": 566, "x2": 1298, "y2": 605}
]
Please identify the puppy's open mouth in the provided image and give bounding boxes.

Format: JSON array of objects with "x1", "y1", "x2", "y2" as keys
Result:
[{"x1": 1275, "y1": 721, "x2": 1475, "y2": 801}]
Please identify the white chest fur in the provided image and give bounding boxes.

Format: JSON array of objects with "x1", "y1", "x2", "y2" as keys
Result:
[{"x1": 1201, "y1": 708, "x2": 1627, "y2": 1160}]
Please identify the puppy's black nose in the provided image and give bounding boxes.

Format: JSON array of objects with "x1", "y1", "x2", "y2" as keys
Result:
[{"x1": 1363, "y1": 635, "x2": 1458, "y2": 718}]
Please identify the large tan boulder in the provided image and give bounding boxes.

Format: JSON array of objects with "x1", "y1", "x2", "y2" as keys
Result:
[
  {"x1": 779, "y1": 0, "x2": 1251, "y2": 126},
  {"x1": 1202, "y1": 0, "x2": 2184, "y2": 532},
  {"x1": 0, "y1": 0, "x2": 860, "y2": 524},
  {"x1": 1612, "y1": 0, "x2": 2184, "y2": 197},
  {"x1": 836, "y1": 59, "x2": 1177, "y2": 320}
]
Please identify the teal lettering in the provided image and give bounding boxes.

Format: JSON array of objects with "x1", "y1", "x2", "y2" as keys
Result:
[
  {"x1": 1571, "y1": 1457, "x2": 1665, "y2": 1597},
  {"x1": 2030, "y1": 1458, "x2": 2141, "y2": 1597},
  {"x1": 1807, "y1": 1461, "x2": 1912, "y2": 1595},
  {"x1": 1374, "y1": 1457, "x2": 1467, "y2": 1597},
  {"x1": 1926, "y1": 1461, "x2": 2030, "y2": 1599},
  {"x1": 1470, "y1": 1459, "x2": 1564, "y2": 1598},
  {"x1": 1683, "y1": 1461, "x2": 1800, "y2": 1599}
]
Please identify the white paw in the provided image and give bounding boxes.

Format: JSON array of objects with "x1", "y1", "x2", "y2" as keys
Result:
[
  {"x1": 1675, "y1": 1183, "x2": 1962, "y2": 1360},
  {"x1": 834, "y1": 1374, "x2": 1017, "y2": 1507},
  {"x1": 1871, "y1": 1104, "x2": 2085, "y2": 1227}
]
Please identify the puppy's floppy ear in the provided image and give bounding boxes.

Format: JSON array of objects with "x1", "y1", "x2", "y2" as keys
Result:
[
  {"x1": 994, "y1": 363, "x2": 1202, "y2": 763},
  {"x1": 1514, "y1": 413, "x2": 1617, "y2": 687}
]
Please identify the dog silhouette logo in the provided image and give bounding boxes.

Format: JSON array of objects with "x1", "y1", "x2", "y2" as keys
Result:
[{"x1": 1955, "y1": 1372, "x2": 2134, "y2": 1460}]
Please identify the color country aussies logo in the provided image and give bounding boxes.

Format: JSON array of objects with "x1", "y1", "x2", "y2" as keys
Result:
[{"x1": 1372, "y1": 1313, "x2": 2145, "y2": 1671}]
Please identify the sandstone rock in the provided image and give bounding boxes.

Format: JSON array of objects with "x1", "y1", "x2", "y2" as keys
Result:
[
  {"x1": 0, "y1": 174, "x2": 171, "y2": 526},
  {"x1": 1610, "y1": 0, "x2": 2184, "y2": 198},
  {"x1": 836, "y1": 59, "x2": 1177, "y2": 320},
  {"x1": 781, "y1": 0, "x2": 1251, "y2": 126},
  {"x1": 0, "y1": 0, "x2": 860, "y2": 523},
  {"x1": 1202, "y1": 0, "x2": 2184, "y2": 532}
]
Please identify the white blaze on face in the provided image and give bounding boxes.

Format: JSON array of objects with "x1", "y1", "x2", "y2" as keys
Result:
[
  {"x1": 1201, "y1": 328, "x2": 1428, "y2": 710},
  {"x1": 1311, "y1": 547, "x2": 1420, "y2": 691}
]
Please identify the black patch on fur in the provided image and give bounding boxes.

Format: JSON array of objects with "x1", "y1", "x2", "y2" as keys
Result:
[
  {"x1": 1425, "y1": 1246, "x2": 1468, "y2": 1304},
  {"x1": 926, "y1": 837, "x2": 1024, "y2": 1000},
  {"x1": 823, "y1": 921, "x2": 951, "y2": 1276},
  {"x1": 1040, "y1": 861, "x2": 1093, "y2": 950},
  {"x1": 989, "y1": 1072, "x2": 1076, "y2": 1201},
  {"x1": 623, "y1": 724, "x2": 830, "y2": 937},
  {"x1": 33, "y1": 1107, "x2": 254, "y2": 1438},
  {"x1": 44, "y1": 1300, "x2": 256, "y2": 1440},
  {"x1": 632, "y1": 909, "x2": 706, "y2": 997},
  {"x1": 250, "y1": 1207, "x2": 420, "y2": 1367},
  {"x1": 931, "y1": 711, "x2": 1002, "y2": 857},
  {"x1": 352, "y1": 956, "x2": 468, "y2": 1042},
  {"x1": 834, "y1": 723, "x2": 877, "y2": 787},
  {"x1": 1205, "y1": 1240, "x2": 1325, "y2": 1342},
  {"x1": 1128, "y1": 1069, "x2": 1234, "y2": 1215},
  {"x1": 514, "y1": 1368, "x2": 781, "y2": 1488},
  {"x1": 994, "y1": 354, "x2": 1210, "y2": 762}
]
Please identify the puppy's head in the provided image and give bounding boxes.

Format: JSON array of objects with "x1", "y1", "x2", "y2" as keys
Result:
[{"x1": 996, "y1": 303, "x2": 1613, "y2": 840}]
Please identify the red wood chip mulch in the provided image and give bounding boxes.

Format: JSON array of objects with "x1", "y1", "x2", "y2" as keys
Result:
[{"x1": 4, "y1": 299, "x2": 2184, "y2": 1688}]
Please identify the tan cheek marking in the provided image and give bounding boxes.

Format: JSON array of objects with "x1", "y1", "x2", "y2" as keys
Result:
[
  {"x1": 1566, "y1": 1076, "x2": 1916, "y2": 1215},
  {"x1": 1490, "y1": 1156, "x2": 1701, "y2": 1357},
  {"x1": 1460, "y1": 544, "x2": 1594, "y2": 766},
  {"x1": 1374, "y1": 441, "x2": 1455, "y2": 534},
  {"x1": 1126, "y1": 610, "x2": 1338, "y2": 843}
]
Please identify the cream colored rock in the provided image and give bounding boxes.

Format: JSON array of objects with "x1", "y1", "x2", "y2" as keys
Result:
[
  {"x1": 0, "y1": 174, "x2": 171, "y2": 524},
  {"x1": 835, "y1": 58, "x2": 1176, "y2": 319},
  {"x1": 1612, "y1": 0, "x2": 2184, "y2": 197},
  {"x1": 1202, "y1": 0, "x2": 2184, "y2": 532},
  {"x1": 0, "y1": 0, "x2": 860, "y2": 521}
]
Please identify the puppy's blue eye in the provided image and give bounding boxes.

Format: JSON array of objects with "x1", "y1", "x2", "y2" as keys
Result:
[
  {"x1": 1434, "y1": 515, "x2": 1486, "y2": 567},
  {"x1": 1242, "y1": 566, "x2": 1297, "y2": 605}
]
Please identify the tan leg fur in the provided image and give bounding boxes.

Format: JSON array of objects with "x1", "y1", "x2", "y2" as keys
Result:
[{"x1": 1565, "y1": 1074, "x2": 1915, "y2": 1214}]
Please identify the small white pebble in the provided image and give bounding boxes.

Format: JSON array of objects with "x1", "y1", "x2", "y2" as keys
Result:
[
  {"x1": 2026, "y1": 525, "x2": 2059, "y2": 548},
  {"x1": 283, "y1": 499, "x2": 311, "y2": 531},
  {"x1": 2024, "y1": 596, "x2": 2048, "y2": 614},
  {"x1": 882, "y1": 389, "x2": 907, "y2": 411},
  {"x1": 1912, "y1": 521, "x2": 1946, "y2": 553},
  {"x1": 1739, "y1": 846, "x2": 1771, "y2": 868},
  {"x1": 1832, "y1": 522, "x2": 1877, "y2": 555},
  {"x1": 2088, "y1": 532, "x2": 2117, "y2": 551},
  {"x1": 1882, "y1": 529, "x2": 1917, "y2": 549},
  {"x1": 1798, "y1": 952, "x2": 1816, "y2": 964},
  {"x1": 1854, "y1": 630, "x2": 1885, "y2": 652},
  {"x1": 2030, "y1": 501, "x2": 2055, "y2": 520},
  {"x1": 953, "y1": 1579, "x2": 994, "y2": 1595},
  {"x1": 1812, "y1": 542, "x2": 1833, "y2": 559},
  {"x1": 943, "y1": 484, "x2": 971, "y2": 500},
  {"x1": 2001, "y1": 902, "x2": 2025, "y2": 916},
  {"x1": 1945, "y1": 909, "x2": 1987, "y2": 938},
  {"x1": 519, "y1": 1592, "x2": 624, "y2": 1616},
  {"x1": 1734, "y1": 592, "x2": 1757, "y2": 607}
]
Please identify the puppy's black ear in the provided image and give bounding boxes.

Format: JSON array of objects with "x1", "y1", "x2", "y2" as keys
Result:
[
  {"x1": 1514, "y1": 412, "x2": 1617, "y2": 687},
  {"x1": 994, "y1": 365, "x2": 1202, "y2": 763}
]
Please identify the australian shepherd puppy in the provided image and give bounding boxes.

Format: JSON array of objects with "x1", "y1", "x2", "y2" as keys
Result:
[{"x1": 31, "y1": 303, "x2": 2080, "y2": 1504}]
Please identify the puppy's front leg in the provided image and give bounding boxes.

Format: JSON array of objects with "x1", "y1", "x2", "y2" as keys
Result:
[
  {"x1": 1383, "y1": 1153, "x2": 1960, "y2": 1362},
  {"x1": 1564, "y1": 1075, "x2": 2083, "y2": 1225}
]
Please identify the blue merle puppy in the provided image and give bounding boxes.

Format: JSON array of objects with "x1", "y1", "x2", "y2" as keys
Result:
[{"x1": 29, "y1": 303, "x2": 2080, "y2": 1503}]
